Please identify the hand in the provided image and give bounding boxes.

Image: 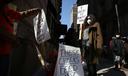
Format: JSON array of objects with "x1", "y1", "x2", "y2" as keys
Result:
[
  {"x1": 36, "y1": 8, "x2": 41, "y2": 13},
  {"x1": 43, "y1": 62, "x2": 51, "y2": 71},
  {"x1": 28, "y1": 8, "x2": 41, "y2": 13}
]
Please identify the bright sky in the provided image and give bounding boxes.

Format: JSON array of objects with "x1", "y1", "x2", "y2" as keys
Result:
[{"x1": 60, "y1": 0, "x2": 77, "y2": 29}]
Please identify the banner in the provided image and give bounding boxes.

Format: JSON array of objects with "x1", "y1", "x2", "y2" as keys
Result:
[
  {"x1": 33, "y1": 9, "x2": 50, "y2": 44},
  {"x1": 54, "y1": 44, "x2": 84, "y2": 76},
  {"x1": 77, "y1": 4, "x2": 88, "y2": 24}
]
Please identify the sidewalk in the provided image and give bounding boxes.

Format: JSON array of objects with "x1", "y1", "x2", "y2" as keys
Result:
[
  {"x1": 96, "y1": 57, "x2": 128, "y2": 76},
  {"x1": 83, "y1": 55, "x2": 128, "y2": 76}
]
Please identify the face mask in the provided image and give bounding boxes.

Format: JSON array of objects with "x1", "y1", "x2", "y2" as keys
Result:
[
  {"x1": 87, "y1": 19, "x2": 92, "y2": 24},
  {"x1": 116, "y1": 35, "x2": 120, "y2": 38}
]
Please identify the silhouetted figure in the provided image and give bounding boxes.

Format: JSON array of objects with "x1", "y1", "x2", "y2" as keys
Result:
[
  {"x1": 111, "y1": 34, "x2": 124, "y2": 69},
  {"x1": 123, "y1": 38, "x2": 128, "y2": 69},
  {"x1": 65, "y1": 28, "x2": 79, "y2": 47},
  {"x1": 81, "y1": 14, "x2": 103, "y2": 76}
]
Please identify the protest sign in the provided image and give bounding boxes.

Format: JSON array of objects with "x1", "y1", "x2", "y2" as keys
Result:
[
  {"x1": 54, "y1": 44, "x2": 84, "y2": 76},
  {"x1": 77, "y1": 4, "x2": 88, "y2": 24},
  {"x1": 33, "y1": 9, "x2": 50, "y2": 44},
  {"x1": 77, "y1": 4, "x2": 88, "y2": 40}
]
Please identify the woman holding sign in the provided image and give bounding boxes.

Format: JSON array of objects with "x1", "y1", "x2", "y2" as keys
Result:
[{"x1": 81, "y1": 14, "x2": 103, "y2": 76}]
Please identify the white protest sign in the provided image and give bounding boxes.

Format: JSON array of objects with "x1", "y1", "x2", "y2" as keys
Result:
[
  {"x1": 77, "y1": 4, "x2": 88, "y2": 24},
  {"x1": 33, "y1": 9, "x2": 51, "y2": 44},
  {"x1": 54, "y1": 44, "x2": 84, "y2": 76}
]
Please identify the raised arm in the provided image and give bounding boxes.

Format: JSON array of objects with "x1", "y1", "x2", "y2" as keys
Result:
[{"x1": 20, "y1": 8, "x2": 41, "y2": 18}]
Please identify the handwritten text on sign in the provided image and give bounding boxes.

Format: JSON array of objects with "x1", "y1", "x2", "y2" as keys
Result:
[
  {"x1": 33, "y1": 9, "x2": 50, "y2": 44},
  {"x1": 77, "y1": 4, "x2": 88, "y2": 24},
  {"x1": 54, "y1": 44, "x2": 84, "y2": 76}
]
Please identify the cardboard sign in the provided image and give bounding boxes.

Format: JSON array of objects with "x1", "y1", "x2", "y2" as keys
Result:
[
  {"x1": 33, "y1": 9, "x2": 50, "y2": 44},
  {"x1": 54, "y1": 44, "x2": 84, "y2": 76},
  {"x1": 77, "y1": 4, "x2": 88, "y2": 24}
]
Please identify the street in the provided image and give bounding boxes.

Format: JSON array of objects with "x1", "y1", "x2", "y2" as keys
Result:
[
  {"x1": 96, "y1": 57, "x2": 128, "y2": 76},
  {"x1": 83, "y1": 55, "x2": 128, "y2": 76}
]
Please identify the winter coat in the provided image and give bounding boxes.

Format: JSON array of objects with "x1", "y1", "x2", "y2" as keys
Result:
[
  {"x1": 82, "y1": 22, "x2": 103, "y2": 49},
  {"x1": 82, "y1": 22, "x2": 103, "y2": 64},
  {"x1": 111, "y1": 38, "x2": 124, "y2": 56}
]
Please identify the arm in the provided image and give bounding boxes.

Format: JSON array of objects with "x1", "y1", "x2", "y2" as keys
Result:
[
  {"x1": 95, "y1": 22, "x2": 103, "y2": 49},
  {"x1": 19, "y1": 8, "x2": 41, "y2": 18},
  {"x1": 5, "y1": 6, "x2": 41, "y2": 20}
]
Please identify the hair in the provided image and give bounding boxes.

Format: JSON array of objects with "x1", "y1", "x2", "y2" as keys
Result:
[
  {"x1": 4, "y1": 0, "x2": 13, "y2": 3},
  {"x1": 0, "y1": 0, "x2": 13, "y2": 9}
]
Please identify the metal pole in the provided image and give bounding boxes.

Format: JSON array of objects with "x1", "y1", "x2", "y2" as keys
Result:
[{"x1": 115, "y1": 4, "x2": 120, "y2": 33}]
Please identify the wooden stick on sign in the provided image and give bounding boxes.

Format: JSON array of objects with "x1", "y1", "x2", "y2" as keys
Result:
[{"x1": 79, "y1": 24, "x2": 83, "y2": 40}]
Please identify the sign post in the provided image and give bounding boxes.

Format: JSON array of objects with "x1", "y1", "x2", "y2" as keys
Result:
[{"x1": 79, "y1": 24, "x2": 83, "y2": 40}]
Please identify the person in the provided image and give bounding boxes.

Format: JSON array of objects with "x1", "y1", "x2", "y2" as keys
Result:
[
  {"x1": 123, "y1": 38, "x2": 128, "y2": 69},
  {"x1": 111, "y1": 34, "x2": 124, "y2": 69},
  {"x1": 65, "y1": 27, "x2": 79, "y2": 47},
  {"x1": 81, "y1": 14, "x2": 103, "y2": 76},
  {"x1": 0, "y1": 0, "x2": 41, "y2": 76}
]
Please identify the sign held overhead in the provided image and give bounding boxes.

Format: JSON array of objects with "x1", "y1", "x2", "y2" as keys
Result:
[{"x1": 77, "y1": 4, "x2": 88, "y2": 24}]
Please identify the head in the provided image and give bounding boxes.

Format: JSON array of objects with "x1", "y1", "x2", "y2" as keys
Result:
[
  {"x1": 84, "y1": 14, "x2": 96, "y2": 25},
  {"x1": 0, "y1": 0, "x2": 14, "y2": 10},
  {"x1": 115, "y1": 33, "x2": 121, "y2": 39}
]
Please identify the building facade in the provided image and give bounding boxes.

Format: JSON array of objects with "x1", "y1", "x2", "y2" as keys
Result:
[{"x1": 71, "y1": 4, "x2": 78, "y2": 32}]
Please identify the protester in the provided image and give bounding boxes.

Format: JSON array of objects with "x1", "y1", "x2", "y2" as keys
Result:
[
  {"x1": 123, "y1": 37, "x2": 128, "y2": 69},
  {"x1": 110, "y1": 34, "x2": 124, "y2": 69},
  {"x1": 65, "y1": 27, "x2": 79, "y2": 47},
  {"x1": 81, "y1": 14, "x2": 103, "y2": 76},
  {"x1": 0, "y1": 0, "x2": 41, "y2": 76}
]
